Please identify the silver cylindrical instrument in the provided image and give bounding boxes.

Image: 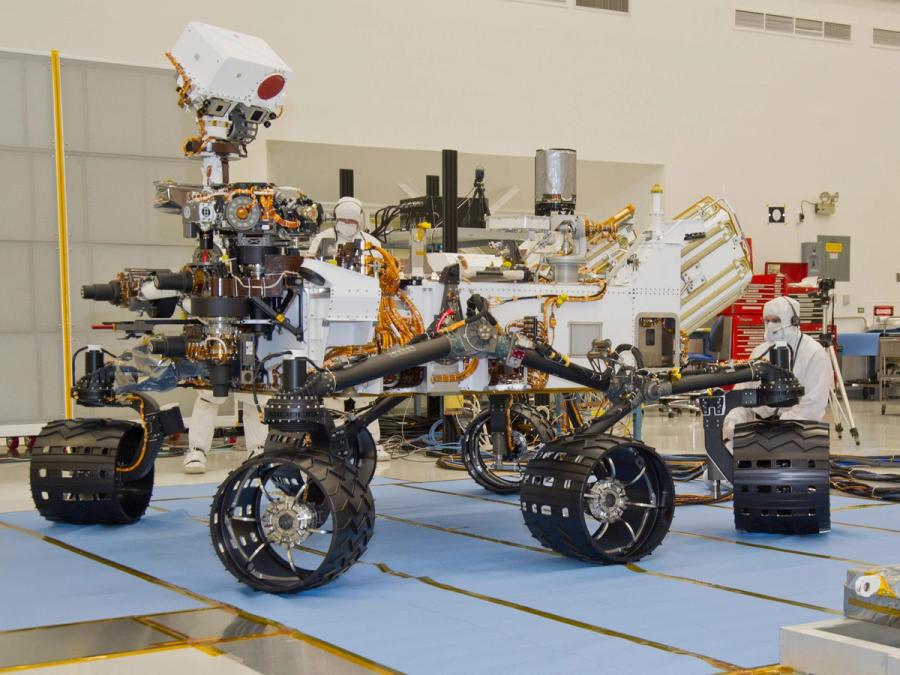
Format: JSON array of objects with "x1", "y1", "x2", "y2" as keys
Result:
[{"x1": 534, "y1": 148, "x2": 576, "y2": 204}]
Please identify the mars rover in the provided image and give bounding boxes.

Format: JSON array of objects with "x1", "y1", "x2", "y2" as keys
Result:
[{"x1": 29, "y1": 23, "x2": 811, "y2": 593}]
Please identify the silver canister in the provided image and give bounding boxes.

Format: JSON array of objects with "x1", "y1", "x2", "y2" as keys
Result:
[
  {"x1": 535, "y1": 148, "x2": 577, "y2": 203},
  {"x1": 547, "y1": 255, "x2": 584, "y2": 284}
]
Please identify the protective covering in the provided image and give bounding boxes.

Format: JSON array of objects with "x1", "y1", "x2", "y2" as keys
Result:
[
  {"x1": 845, "y1": 565, "x2": 900, "y2": 628},
  {"x1": 111, "y1": 344, "x2": 207, "y2": 394},
  {"x1": 763, "y1": 296, "x2": 801, "y2": 344},
  {"x1": 308, "y1": 197, "x2": 381, "y2": 256}
]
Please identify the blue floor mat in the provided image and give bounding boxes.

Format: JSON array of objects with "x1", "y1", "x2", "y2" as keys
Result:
[
  {"x1": 0, "y1": 509, "x2": 713, "y2": 674},
  {"x1": 828, "y1": 503, "x2": 900, "y2": 528},
  {"x1": 373, "y1": 487, "x2": 851, "y2": 604},
  {"x1": 4, "y1": 474, "x2": 897, "y2": 673},
  {"x1": 152, "y1": 483, "x2": 218, "y2": 500},
  {"x1": 0, "y1": 526, "x2": 204, "y2": 630},
  {"x1": 671, "y1": 503, "x2": 900, "y2": 566}
]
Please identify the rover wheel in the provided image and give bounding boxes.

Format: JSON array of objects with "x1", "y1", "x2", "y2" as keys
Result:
[
  {"x1": 732, "y1": 419, "x2": 830, "y2": 534},
  {"x1": 460, "y1": 403, "x2": 553, "y2": 494},
  {"x1": 520, "y1": 432, "x2": 674, "y2": 563},
  {"x1": 30, "y1": 419, "x2": 154, "y2": 525},
  {"x1": 210, "y1": 451, "x2": 374, "y2": 593}
]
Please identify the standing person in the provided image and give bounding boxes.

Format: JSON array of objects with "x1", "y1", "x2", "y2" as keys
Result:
[{"x1": 183, "y1": 391, "x2": 268, "y2": 474}]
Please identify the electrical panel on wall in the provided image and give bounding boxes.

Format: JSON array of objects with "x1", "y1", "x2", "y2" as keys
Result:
[{"x1": 817, "y1": 235, "x2": 851, "y2": 281}]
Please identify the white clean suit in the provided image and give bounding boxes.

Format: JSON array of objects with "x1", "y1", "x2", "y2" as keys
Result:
[
  {"x1": 307, "y1": 196, "x2": 381, "y2": 259},
  {"x1": 183, "y1": 391, "x2": 269, "y2": 473},
  {"x1": 723, "y1": 296, "x2": 833, "y2": 445}
]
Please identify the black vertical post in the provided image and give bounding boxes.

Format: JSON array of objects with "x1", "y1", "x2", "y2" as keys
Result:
[
  {"x1": 440, "y1": 150, "x2": 459, "y2": 443},
  {"x1": 426, "y1": 174, "x2": 440, "y2": 197},
  {"x1": 426, "y1": 174, "x2": 441, "y2": 231},
  {"x1": 424, "y1": 146, "x2": 442, "y2": 419},
  {"x1": 442, "y1": 403, "x2": 459, "y2": 445},
  {"x1": 281, "y1": 356, "x2": 306, "y2": 391},
  {"x1": 441, "y1": 150, "x2": 458, "y2": 254},
  {"x1": 427, "y1": 396, "x2": 441, "y2": 419},
  {"x1": 339, "y1": 168, "x2": 354, "y2": 198}
]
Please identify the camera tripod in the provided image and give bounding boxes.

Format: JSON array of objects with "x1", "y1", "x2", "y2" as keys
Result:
[
  {"x1": 812, "y1": 279, "x2": 860, "y2": 446},
  {"x1": 820, "y1": 333, "x2": 860, "y2": 445}
]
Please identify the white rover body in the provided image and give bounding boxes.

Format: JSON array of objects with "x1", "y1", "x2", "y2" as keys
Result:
[{"x1": 270, "y1": 192, "x2": 752, "y2": 396}]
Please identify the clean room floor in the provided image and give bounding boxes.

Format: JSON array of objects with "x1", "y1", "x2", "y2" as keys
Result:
[{"x1": 0, "y1": 399, "x2": 898, "y2": 674}]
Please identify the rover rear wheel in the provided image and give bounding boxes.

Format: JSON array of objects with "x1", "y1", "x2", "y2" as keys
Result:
[
  {"x1": 460, "y1": 403, "x2": 552, "y2": 494},
  {"x1": 520, "y1": 432, "x2": 674, "y2": 563},
  {"x1": 30, "y1": 419, "x2": 154, "y2": 525},
  {"x1": 210, "y1": 451, "x2": 374, "y2": 593}
]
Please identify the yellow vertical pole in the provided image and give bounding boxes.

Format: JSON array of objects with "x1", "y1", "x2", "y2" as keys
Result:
[{"x1": 50, "y1": 50, "x2": 73, "y2": 418}]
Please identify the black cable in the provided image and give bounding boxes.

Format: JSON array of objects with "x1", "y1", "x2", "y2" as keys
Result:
[
  {"x1": 830, "y1": 455, "x2": 900, "y2": 501},
  {"x1": 70, "y1": 346, "x2": 119, "y2": 383},
  {"x1": 70, "y1": 346, "x2": 88, "y2": 382},
  {"x1": 799, "y1": 200, "x2": 817, "y2": 222}
]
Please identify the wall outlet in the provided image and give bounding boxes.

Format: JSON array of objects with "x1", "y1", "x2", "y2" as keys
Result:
[
  {"x1": 842, "y1": 294, "x2": 850, "y2": 306},
  {"x1": 858, "y1": 307, "x2": 865, "y2": 314}
]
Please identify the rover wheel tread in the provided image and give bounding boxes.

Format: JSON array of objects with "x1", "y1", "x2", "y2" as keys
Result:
[
  {"x1": 732, "y1": 419, "x2": 830, "y2": 534},
  {"x1": 210, "y1": 450, "x2": 374, "y2": 593},
  {"x1": 30, "y1": 419, "x2": 154, "y2": 525},
  {"x1": 263, "y1": 420, "x2": 377, "y2": 486},
  {"x1": 733, "y1": 420, "x2": 829, "y2": 459},
  {"x1": 520, "y1": 433, "x2": 674, "y2": 564}
]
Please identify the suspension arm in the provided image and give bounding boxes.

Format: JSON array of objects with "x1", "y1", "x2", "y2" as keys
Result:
[
  {"x1": 301, "y1": 313, "x2": 614, "y2": 399},
  {"x1": 302, "y1": 335, "x2": 454, "y2": 398},
  {"x1": 521, "y1": 347, "x2": 610, "y2": 391},
  {"x1": 651, "y1": 367, "x2": 758, "y2": 398},
  {"x1": 646, "y1": 359, "x2": 801, "y2": 407}
]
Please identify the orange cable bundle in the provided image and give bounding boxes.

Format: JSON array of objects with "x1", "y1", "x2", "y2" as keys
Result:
[
  {"x1": 117, "y1": 395, "x2": 149, "y2": 474},
  {"x1": 326, "y1": 245, "x2": 424, "y2": 365},
  {"x1": 164, "y1": 52, "x2": 210, "y2": 157},
  {"x1": 367, "y1": 245, "x2": 423, "y2": 351}
]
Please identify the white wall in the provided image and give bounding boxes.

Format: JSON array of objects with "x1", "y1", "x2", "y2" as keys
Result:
[
  {"x1": 2, "y1": 0, "x2": 899, "y2": 318},
  {"x1": 0, "y1": 52, "x2": 201, "y2": 423},
  {"x1": 265, "y1": 140, "x2": 664, "y2": 218}
]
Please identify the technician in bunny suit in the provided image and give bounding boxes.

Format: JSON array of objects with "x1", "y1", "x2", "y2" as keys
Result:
[{"x1": 722, "y1": 295, "x2": 833, "y2": 448}]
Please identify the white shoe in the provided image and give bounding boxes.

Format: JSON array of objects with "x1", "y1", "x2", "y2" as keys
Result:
[
  {"x1": 376, "y1": 444, "x2": 390, "y2": 462},
  {"x1": 247, "y1": 446, "x2": 264, "y2": 461},
  {"x1": 183, "y1": 448, "x2": 208, "y2": 474}
]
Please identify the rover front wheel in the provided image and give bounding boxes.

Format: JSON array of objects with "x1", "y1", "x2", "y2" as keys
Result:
[{"x1": 210, "y1": 451, "x2": 374, "y2": 593}]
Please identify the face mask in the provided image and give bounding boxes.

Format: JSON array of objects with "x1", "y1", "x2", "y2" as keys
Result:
[
  {"x1": 335, "y1": 219, "x2": 360, "y2": 240},
  {"x1": 764, "y1": 318, "x2": 783, "y2": 344},
  {"x1": 765, "y1": 317, "x2": 799, "y2": 345}
]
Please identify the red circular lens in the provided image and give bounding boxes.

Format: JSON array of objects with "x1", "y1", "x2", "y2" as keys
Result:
[{"x1": 257, "y1": 74, "x2": 285, "y2": 100}]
